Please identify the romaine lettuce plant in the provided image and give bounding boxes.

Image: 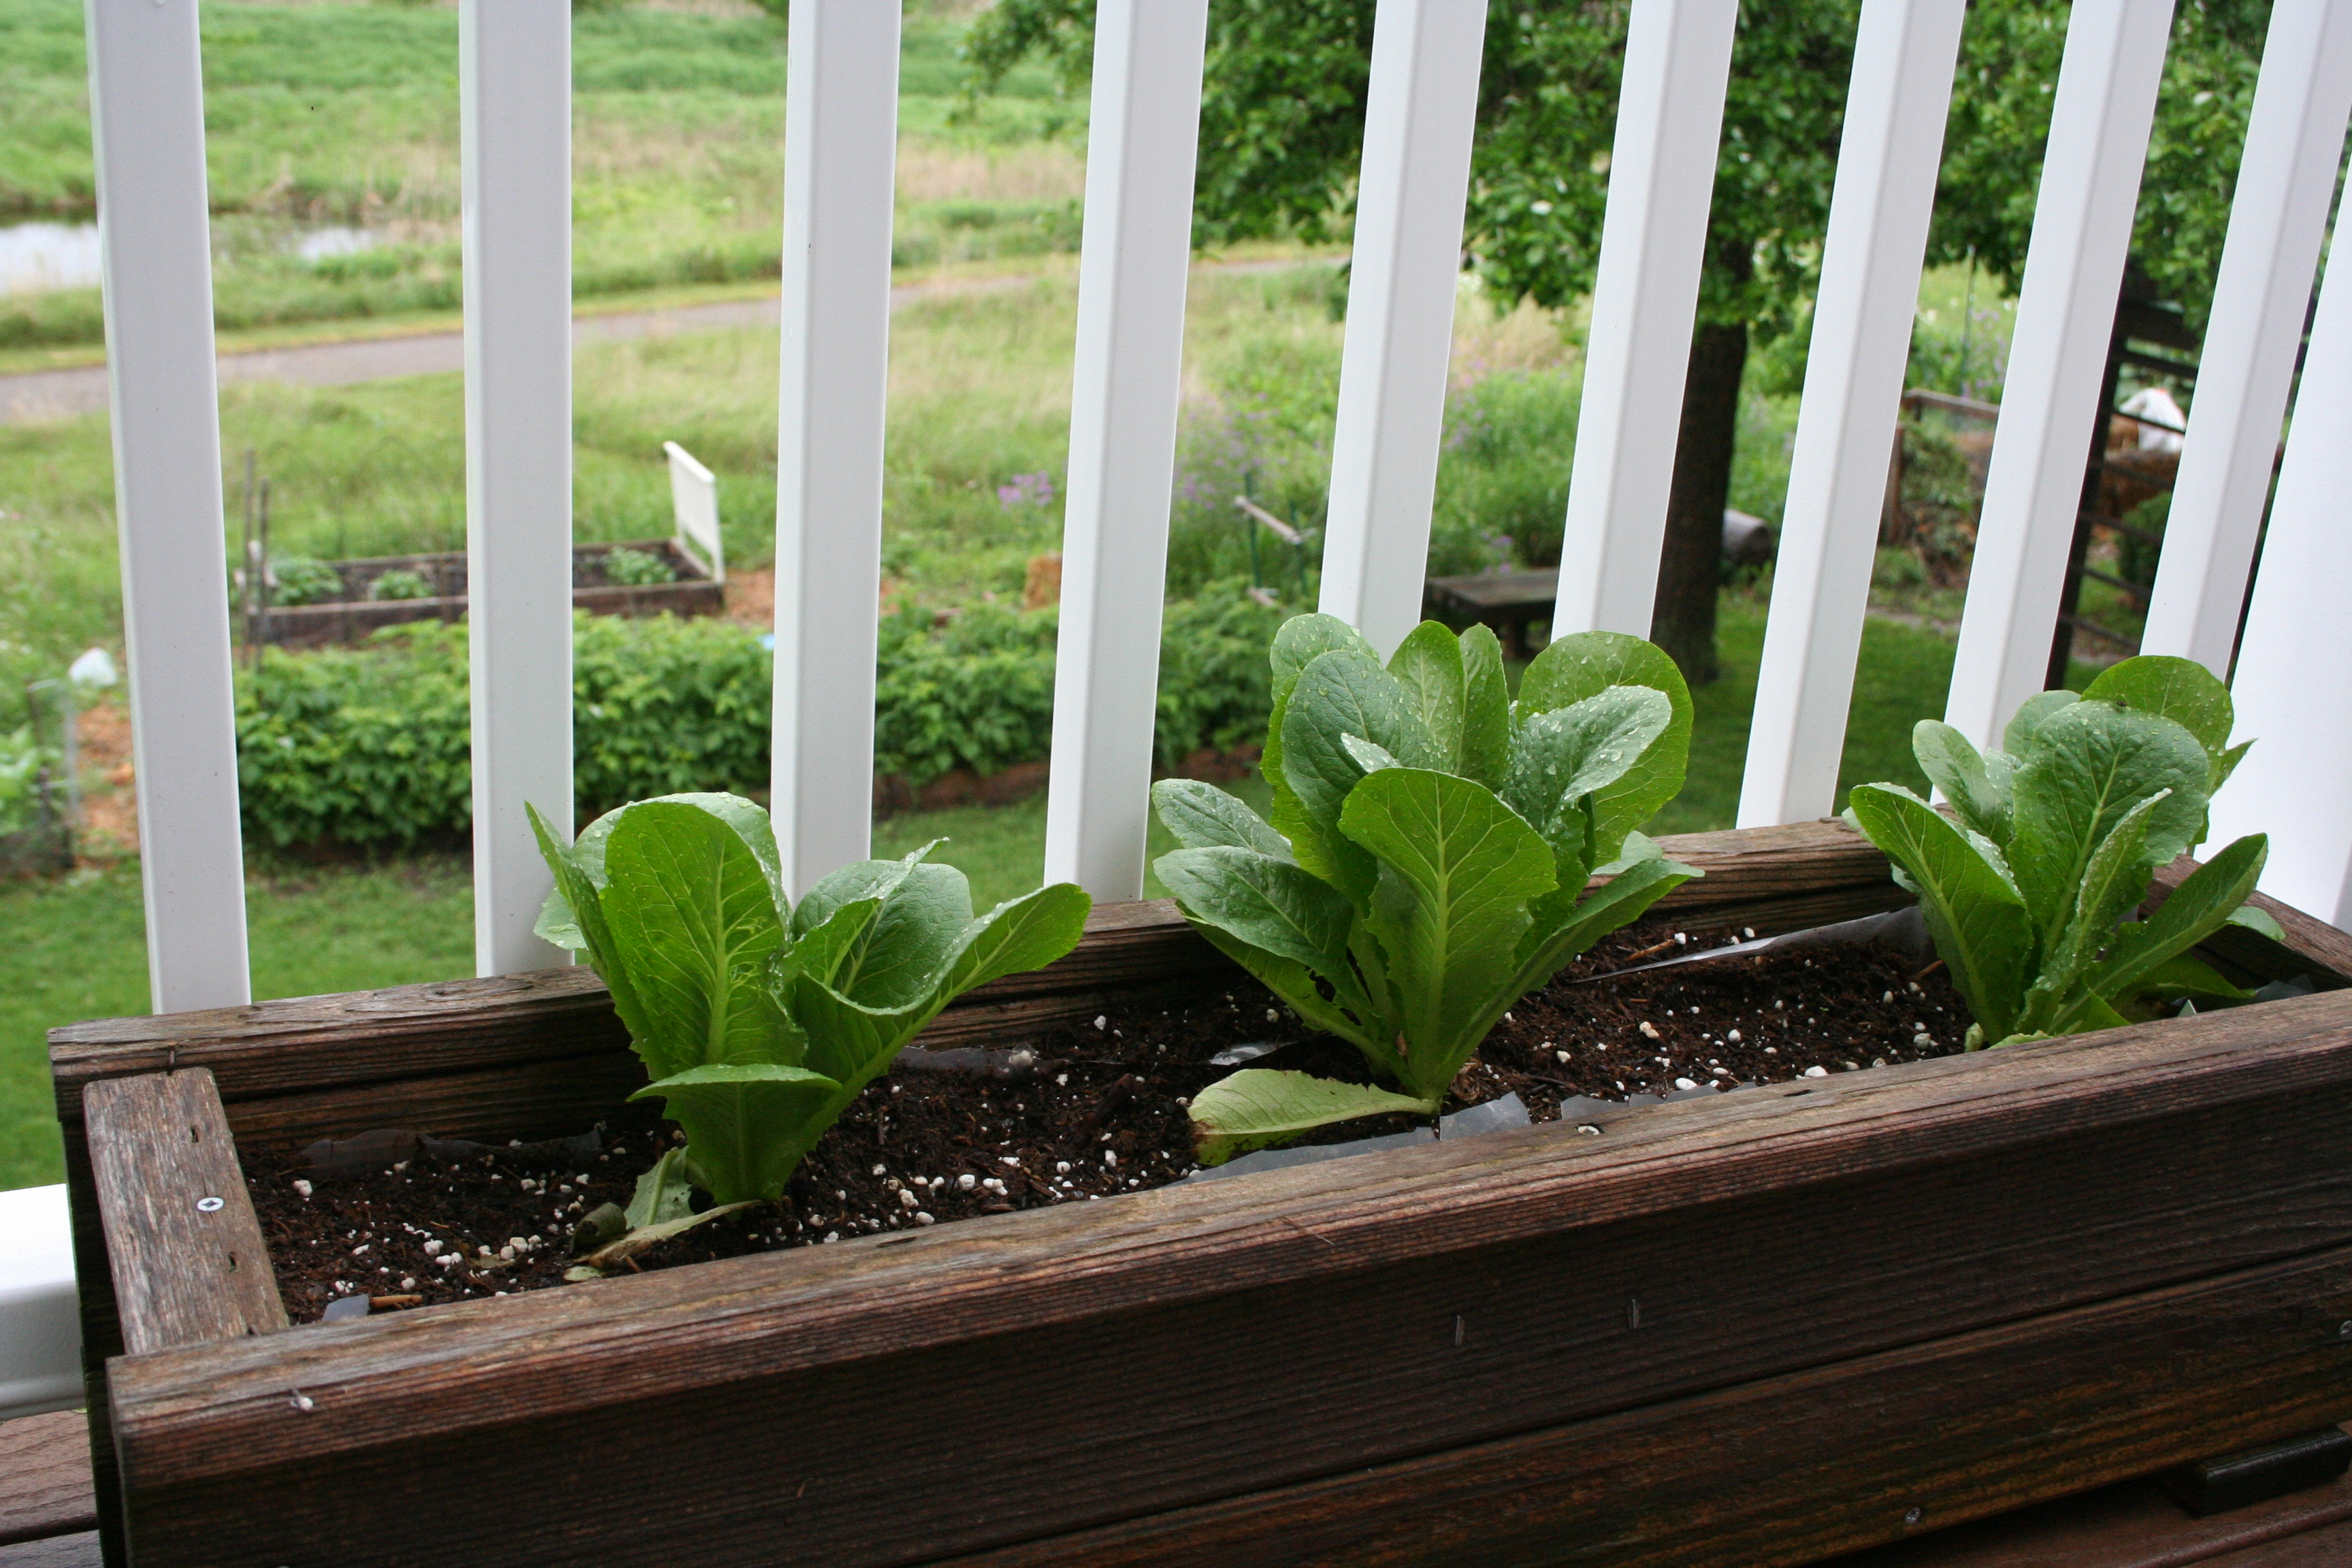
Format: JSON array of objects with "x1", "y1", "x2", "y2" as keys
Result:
[
  {"x1": 1845, "y1": 655, "x2": 2273, "y2": 1048},
  {"x1": 530, "y1": 793, "x2": 1090, "y2": 1206},
  {"x1": 1154, "y1": 615, "x2": 1700, "y2": 1162}
]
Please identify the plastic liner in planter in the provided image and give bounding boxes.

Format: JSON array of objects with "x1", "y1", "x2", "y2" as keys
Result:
[{"x1": 1568, "y1": 904, "x2": 1934, "y2": 987}]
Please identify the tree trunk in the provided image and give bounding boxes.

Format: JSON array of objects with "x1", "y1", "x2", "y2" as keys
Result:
[{"x1": 1650, "y1": 319, "x2": 1750, "y2": 687}]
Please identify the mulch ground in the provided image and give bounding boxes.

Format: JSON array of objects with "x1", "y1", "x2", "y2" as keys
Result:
[{"x1": 247, "y1": 914, "x2": 1972, "y2": 1322}]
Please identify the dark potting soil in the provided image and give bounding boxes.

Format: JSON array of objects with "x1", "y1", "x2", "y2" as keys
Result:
[{"x1": 247, "y1": 917, "x2": 1972, "y2": 1322}]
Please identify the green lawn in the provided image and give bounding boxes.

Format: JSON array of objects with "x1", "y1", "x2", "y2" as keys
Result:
[
  {"x1": 0, "y1": 0, "x2": 1080, "y2": 353},
  {"x1": 0, "y1": 856, "x2": 476, "y2": 1190}
]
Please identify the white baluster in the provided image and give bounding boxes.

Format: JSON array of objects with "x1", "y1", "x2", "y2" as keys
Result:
[
  {"x1": 1041, "y1": 0, "x2": 1211, "y2": 900},
  {"x1": 2209, "y1": 238, "x2": 2352, "y2": 928},
  {"x1": 461, "y1": 0, "x2": 574, "y2": 975},
  {"x1": 1318, "y1": 0, "x2": 1491, "y2": 658},
  {"x1": 1738, "y1": 0, "x2": 1967, "y2": 826},
  {"x1": 1944, "y1": 0, "x2": 2176, "y2": 747},
  {"x1": 1550, "y1": 0, "x2": 1739, "y2": 638},
  {"x1": 771, "y1": 0, "x2": 901, "y2": 898},
  {"x1": 86, "y1": 0, "x2": 250, "y2": 1010},
  {"x1": 2142, "y1": 0, "x2": 2352, "y2": 676}
]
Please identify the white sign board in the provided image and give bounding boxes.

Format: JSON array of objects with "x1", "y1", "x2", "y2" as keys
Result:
[{"x1": 664, "y1": 440, "x2": 724, "y2": 585}]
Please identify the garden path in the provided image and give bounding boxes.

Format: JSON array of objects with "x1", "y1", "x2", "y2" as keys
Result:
[{"x1": 0, "y1": 258, "x2": 1302, "y2": 426}]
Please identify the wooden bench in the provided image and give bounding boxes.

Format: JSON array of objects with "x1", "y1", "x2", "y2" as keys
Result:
[
  {"x1": 1423, "y1": 568, "x2": 1559, "y2": 657},
  {"x1": 0, "y1": 1411, "x2": 95, "y2": 1566}
]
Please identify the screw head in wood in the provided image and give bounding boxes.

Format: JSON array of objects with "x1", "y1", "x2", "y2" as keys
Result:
[
  {"x1": 2339, "y1": 1320, "x2": 2352, "y2": 1341},
  {"x1": 1904, "y1": 1507, "x2": 1924, "y2": 1526},
  {"x1": 195, "y1": 1195, "x2": 225, "y2": 1212}
]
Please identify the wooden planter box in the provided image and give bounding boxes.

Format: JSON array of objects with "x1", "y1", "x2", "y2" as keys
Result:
[
  {"x1": 49, "y1": 821, "x2": 2352, "y2": 1567},
  {"x1": 252, "y1": 538, "x2": 724, "y2": 649}
]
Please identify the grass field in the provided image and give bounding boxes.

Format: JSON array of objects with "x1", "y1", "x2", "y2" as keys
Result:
[{"x1": 0, "y1": 0, "x2": 1080, "y2": 352}]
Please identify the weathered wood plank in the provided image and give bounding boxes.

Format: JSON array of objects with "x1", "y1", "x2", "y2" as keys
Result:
[
  {"x1": 84, "y1": 1071, "x2": 288, "y2": 1355},
  {"x1": 0, "y1": 1533, "x2": 101, "y2": 1568},
  {"x1": 49, "y1": 967, "x2": 628, "y2": 1115},
  {"x1": 932, "y1": 1246, "x2": 2352, "y2": 1568},
  {"x1": 1827, "y1": 1428, "x2": 2352, "y2": 1567},
  {"x1": 49, "y1": 821, "x2": 1895, "y2": 1117},
  {"x1": 218, "y1": 1053, "x2": 652, "y2": 1152},
  {"x1": 0, "y1": 1413, "x2": 94, "y2": 1548},
  {"x1": 51, "y1": 1124, "x2": 122, "y2": 1568},
  {"x1": 101, "y1": 992, "x2": 2352, "y2": 1566}
]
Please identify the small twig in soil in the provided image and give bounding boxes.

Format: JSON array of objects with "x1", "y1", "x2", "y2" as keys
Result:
[{"x1": 1912, "y1": 958, "x2": 1947, "y2": 982}]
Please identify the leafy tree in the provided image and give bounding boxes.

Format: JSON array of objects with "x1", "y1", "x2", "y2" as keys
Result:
[{"x1": 966, "y1": 0, "x2": 2270, "y2": 684}]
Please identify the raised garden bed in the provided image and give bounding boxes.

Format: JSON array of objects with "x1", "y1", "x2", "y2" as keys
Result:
[
  {"x1": 49, "y1": 820, "x2": 2352, "y2": 1567},
  {"x1": 251, "y1": 538, "x2": 723, "y2": 649}
]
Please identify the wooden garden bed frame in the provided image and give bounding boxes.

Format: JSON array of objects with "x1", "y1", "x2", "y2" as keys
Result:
[
  {"x1": 252, "y1": 537, "x2": 724, "y2": 650},
  {"x1": 48, "y1": 820, "x2": 2352, "y2": 1567}
]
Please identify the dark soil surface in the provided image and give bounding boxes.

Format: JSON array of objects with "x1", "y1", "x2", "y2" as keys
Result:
[{"x1": 248, "y1": 915, "x2": 1971, "y2": 1322}]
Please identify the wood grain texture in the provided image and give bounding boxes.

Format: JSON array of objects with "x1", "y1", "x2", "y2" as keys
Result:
[
  {"x1": 0, "y1": 1414, "x2": 94, "y2": 1547},
  {"x1": 48, "y1": 821, "x2": 1897, "y2": 1118},
  {"x1": 1827, "y1": 1428, "x2": 2352, "y2": 1567},
  {"x1": 0, "y1": 1534, "x2": 101, "y2": 1568},
  {"x1": 52, "y1": 1125, "x2": 122, "y2": 1568},
  {"x1": 2202, "y1": 1520, "x2": 2352, "y2": 1567},
  {"x1": 84, "y1": 1071, "x2": 288, "y2": 1356},
  {"x1": 100, "y1": 992, "x2": 2352, "y2": 1567},
  {"x1": 933, "y1": 1247, "x2": 2352, "y2": 1568}
]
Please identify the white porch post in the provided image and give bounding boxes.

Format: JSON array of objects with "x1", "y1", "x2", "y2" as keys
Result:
[
  {"x1": 770, "y1": 0, "x2": 902, "y2": 898},
  {"x1": 1549, "y1": 0, "x2": 1738, "y2": 639},
  {"x1": 85, "y1": 0, "x2": 251, "y2": 1011},
  {"x1": 1943, "y1": 0, "x2": 2176, "y2": 747},
  {"x1": 1737, "y1": 0, "x2": 1967, "y2": 826},
  {"x1": 2141, "y1": 0, "x2": 2352, "y2": 676},
  {"x1": 1039, "y1": 0, "x2": 1211, "y2": 901},
  {"x1": 461, "y1": 0, "x2": 574, "y2": 975},
  {"x1": 1317, "y1": 0, "x2": 1491, "y2": 658},
  {"x1": 2208, "y1": 238, "x2": 2352, "y2": 929}
]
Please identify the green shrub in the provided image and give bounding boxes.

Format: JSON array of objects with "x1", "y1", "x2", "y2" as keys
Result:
[
  {"x1": 0, "y1": 727, "x2": 61, "y2": 838},
  {"x1": 601, "y1": 545, "x2": 677, "y2": 587},
  {"x1": 2119, "y1": 492, "x2": 2168, "y2": 593},
  {"x1": 267, "y1": 555, "x2": 346, "y2": 607},
  {"x1": 235, "y1": 591, "x2": 1288, "y2": 849},
  {"x1": 366, "y1": 569, "x2": 433, "y2": 602},
  {"x1": 1432, "y1": 368, "x2": 1582, "y2": 569}
]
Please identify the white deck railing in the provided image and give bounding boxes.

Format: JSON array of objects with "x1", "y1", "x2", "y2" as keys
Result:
[{"x1": 19, "y1": 0, "x2": 2352, "y2": 1401}]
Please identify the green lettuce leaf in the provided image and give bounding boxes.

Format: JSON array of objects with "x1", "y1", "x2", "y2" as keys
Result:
[
  {"x1": 1911, "y1": 721, "x2": 2013, "y2": 845},
  {"x1": 597, "y1": 799, "x2": 795, "y2": 1082},
  {"x1": 632, "y1": 1062, "x2": 841, "y2": 1204},
  {"x1": 1338, "y1": 767, "x2": 1557, "y2": 1101},
  {"x1": 2079, "y1": 834, "x2": 2269, "y2": 1019},
  {"x1": 1188, "y1": 1068, "x2": 1436, "y2": 1166},
  {"x1": 1151, "y1": 778, "x2": 1294, "y2": 860},
  {"x1": 1516, "y1": 631, "x2": 1693, "y2": 847},
  {"x1": 1846, "y1": 784, "x2": 2034, "y2": 1042},
  {"x1": 2007, "y1": 702, "x2": 2210, "y2": 951},
  {"x1": 2082, "y1": 655, "x2": 2234, "y2": 758}
]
